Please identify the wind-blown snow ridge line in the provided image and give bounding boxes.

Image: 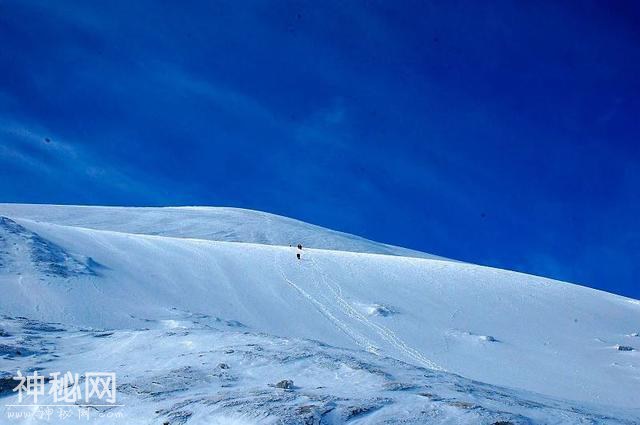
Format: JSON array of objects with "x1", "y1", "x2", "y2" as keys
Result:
[{"x1": 6, "y1": 213, "x2": 455, "y2": 262}]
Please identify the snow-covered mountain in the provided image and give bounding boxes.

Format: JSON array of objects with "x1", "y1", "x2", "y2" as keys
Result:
[
  {"x1": 0, "y1": 204, "x2": 440, "y2": 259},
  {"x1": 0, "y1": 204, "x2": 638, "y2": 424}
]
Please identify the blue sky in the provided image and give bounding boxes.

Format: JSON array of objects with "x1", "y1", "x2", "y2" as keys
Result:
[{"x1": 1, "y1": 1, "x2": 638, "y2": 298}]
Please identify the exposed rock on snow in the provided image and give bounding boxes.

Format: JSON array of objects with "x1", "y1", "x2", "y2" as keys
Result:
[
  {"x1": 382, "y1": 382, "x2": 416, "y2": 391},
  {"x1": 448, "y1": 329, "x2": 500, "y2": 344},
  {"x1": 0, "y1": 216, "x2": 99, "y2": 278},
  {"x1": 0, "y1": 371, "x2": 15, "y2": 396},
  {"x1": 616, "y1": 345, "x2": 634, "y2": 352},
  {"x1": 448, "y1": 400, "x2": 478, "y2": 409},
  {"x1": 364, "y1": 303, "x2": 395, "y2": 317},
  {"x1": 274, "y1": 379, "x2": 294, "y2": 390},
  {"x1": 480, "y1": 335, "x2": 498, "y2": 342}
]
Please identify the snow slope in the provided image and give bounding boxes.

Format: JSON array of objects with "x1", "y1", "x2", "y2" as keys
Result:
[
  {"x1": 0, "y1": 204, "x2": 440, "y2": 259},
  {"x1": 0, "y1": 204, "x2": 639, "y2": 422},
  {"x1": 1, "y1": 315, "x2": 637, "y2": 424}
]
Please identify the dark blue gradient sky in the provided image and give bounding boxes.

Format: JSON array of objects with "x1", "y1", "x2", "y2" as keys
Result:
[{"x1": 1, "y1": 1, "x2": 638, "y2": 298}]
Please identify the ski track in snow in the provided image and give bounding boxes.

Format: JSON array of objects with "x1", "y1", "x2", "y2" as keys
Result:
[
  {"x1": 273, "y1": 248, "x2": 377, "y2": 353},
  {"x1": 307, "y1": 252, "x2": 445, "y2": 371},
  {"x1": 265, "y1": 211, "x2": 378, "y2": 353},
  {"x1": 262, "y1": 205, "x2": 442, "y2": 370},
  {"x1": 272, "y1": 238, "x2": 444, "y2": 371}
]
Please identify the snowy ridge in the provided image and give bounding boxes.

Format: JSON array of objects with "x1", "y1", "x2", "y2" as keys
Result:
[
  {"x1": 0, "y1": 216, "x2": 98, "y2": 278},
  {"x1": 0, "y1": 204, "x2": 442, "y2": 259},
  {"x1": 0, "y1": 204, "x2": 639, "y2": 423}
]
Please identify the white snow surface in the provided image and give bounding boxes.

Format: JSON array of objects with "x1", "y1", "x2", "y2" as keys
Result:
[
  {"x1": 0, "y1": 204, "x2": 440, "y2": 259},
  {"x1": 0, "y1": 204, "x2": 639, "y2": 423}
]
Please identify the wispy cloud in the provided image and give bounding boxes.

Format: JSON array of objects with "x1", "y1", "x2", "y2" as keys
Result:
[{"x1": 0, "y1": 118, "x2": 160, "y2": 202}]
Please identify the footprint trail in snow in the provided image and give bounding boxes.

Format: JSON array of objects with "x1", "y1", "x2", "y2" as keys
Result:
[{"x1": 276, "y1": 246, "x2": 444, "y2": 371}]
